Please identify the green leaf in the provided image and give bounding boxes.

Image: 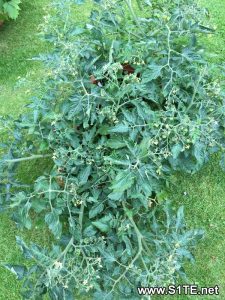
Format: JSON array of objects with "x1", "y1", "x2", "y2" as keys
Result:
[
  {"x1": 97, "y1": 125, "x2": 111, "y2": 135},
  {"x1": 105, "y1": 137, "x2": 126, "y2": 149},
  {"x1": 142, "y1": 65, "x2": 162, "y2": 83},
  {"x1": 3, "y1": 264, "x2": 27, "y2": 280},
  {"x1": 102, "y1": 251, "x2": 116, "y2": 263},
  {"x1": 89, "y1": 203, "x2": 104, "y2": 219},
  {"x1": 78, "y1": 165, "x2": 91, "y2": 185},
  {"x1": 176, "y1": 248, "x2": 194, "y2": 262},
  {"x1": 70, "y1": 27, "x2": 85, "y2": 35},
  {"x1": 122, "y1": 109, "x2": 136, "y2": 123},
  {"x1": 108, "y1": 191, "x2": 124, "y2": 201},
  {"x1": 31, "y1": 199, "x2": 47, "y2": 213},
  {"x1": 92, "y1": 215, "x2": 112, "y2": 233},
  {"x1": 83, "y1": 225, "x2": 97, "y2": 237},
  {"x1": 157, "y1": 190, "x2": 169, "y2": 202},
  {"x1": 45, "y1": 211, "x2": 62, "y2": 238},
  {"x1": 171, "y1": 143, "x2": 183, "y2": 159},
  {"x1": 17, "y1": 202, "x2": 32, "y2": 229},
  {"x1": 3, "y1": 1, "x2": 21, "y2": 20},
  {"x1": 104, "y1": 157, "x2": 130, "y2": 166},
  {"x1": 122, "y1": 236, "x2": 132, "y2": 256},
  {"x1": 176, "y1": 206, "x2": 184, "y2": 231},
  {"x1": 16, "y1": 236, "x2": 33, "y2": 259},
  {"x1": 92, "y1": 221, "x2": 109, "y2": 233},
  {"x1": 194, "y1": 142, "x2": 206, "y2": 165},
  {"x1": 138, "y1": 138, "x2": 150, "y2": 158},
  {"x1": 10, "y1": 192, "x2": 27, "y2": 208},
  {"x1": 49, "y1": 286, "x2": 74, "y2": 300},
  {"x1": 110, "y1": 171, "x2": 134, "y2": 192},
  {"x1": 109, "y1": 123, "x2": 129, "y2": 133}
]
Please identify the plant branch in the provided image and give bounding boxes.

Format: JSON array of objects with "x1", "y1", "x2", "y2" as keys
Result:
[{"x1": 3, "y1": 154, "x2": 52, "y2": 163}]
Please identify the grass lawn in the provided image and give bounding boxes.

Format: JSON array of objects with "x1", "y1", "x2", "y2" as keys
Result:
[{"x1": 0, "y1": 0, "x2": 224, "y2": 299}]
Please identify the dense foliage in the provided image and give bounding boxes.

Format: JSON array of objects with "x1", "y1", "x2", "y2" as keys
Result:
[
  {"x1": 0, "y1": 0, "x2": 21, "y2": 20},
  {"x1": 0, "y1": 0, "x2": 224, "y2": 299}
]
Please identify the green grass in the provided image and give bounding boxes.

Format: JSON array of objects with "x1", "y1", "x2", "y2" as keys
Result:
[
  {"x1": 199, "y1": 0, "x2": 225, "y2": 64},
  {"x1": 163, "y1": 155, "x2": 225, "y2": 300},
  {"x1": 0, "y1": 0, "x2": 50, "y2": 117},
  {"x1": 0, "y1": 0, "x2": 224, "y2": 299}
]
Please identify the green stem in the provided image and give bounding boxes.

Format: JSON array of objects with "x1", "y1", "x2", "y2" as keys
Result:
[
  {"x1": 186, "y1": 68, "x2": 206, "y2": 113},
  {"x1": 122, "y1": 202, "x2": 143, "y2": 242},
  {"x1": 79, "y1": 200, "x2": 85, "y2": 236},
  {"x1": 4, "y1": 154, "x2": 52, "y2": 163},
  {"x1": 105, "y1": 202, "x2": 145, "y2": 298},
  {"x1": 59, "y1": 236, "x2": 74, "y2": 260}
]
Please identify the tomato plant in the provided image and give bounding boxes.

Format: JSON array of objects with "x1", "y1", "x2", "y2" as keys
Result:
[
  {"x1": 0, "y1": 0, "x2": 224, "y2": 299},
  {"x1": 0, "y1": 0, "x2": 21, "y2": 21}
]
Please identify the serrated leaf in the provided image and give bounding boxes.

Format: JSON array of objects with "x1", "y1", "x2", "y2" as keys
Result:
[
  {"x1": 92, "y1": 221, "x2": 109, "y2": 233},
  {"x1": 108, "y1": 191, "x2": 124, "y2": 201},
  {"x1": 142, "y1": 65, "x2": 162, "y2": 83},
  {"x1": 104, "y1": 157, "x2": 130, "y2": 166},
  {"x1": 97, "y1": 125, "x2": 111, "y2": 135},
  {"x1": 16, "y1": 236, "x2": 33, "y2": 259},
  {"x1": 70, "y1": 27, "x2": 85, "y2": 35},
  {"x1": 176, "y1": 248, "x2": 194, "y2": 262},
  {"x1": 17, "y1": 202, "x2": 32, "y2": 229},
  {"x1": 89, "y1": 203, "x2": 104, "y2": 219},
  {"x1": 101, "y1": 250, "x2": 116, "y2": 263},
  {"x1": 92, "y1": 215, "x2": 112, "y2": 233},
  {"x1": 49, "y1": 286, "x2": 74, "y2": 300},
  {"x1": 105, "y1": 138, "x2": 126, "y2": 149},
  {"x1": 194, "y1": 142, "x2": 206, "y2": 165},
  {"x1": 83, "y1": 225, "x2": 97, "y2": 237},
  {"x1": 110, "y1": 171, "x2": 134, "y2": 192},
  {"x1": 138, "y1": 138, "x2": 150, "y2": 158},
  {"x1": 176, "y1": 206, "x2": 184, "y2": 231},
  {"x1": 78, "y1": 165, "x2": 91, "y2": 185},
  {"x1": 4, "y1": 264, "x2": 27, "y2": 280},
  {"x1": 3, "y1": 1, "x2": 21, "y2": 20},
  {"x1": 122, "y1": 109, "x2": 136, "y2": 123},
  {"x1": 122, "y1": 236, "x2": 132, "y2": 256},
  {"x1": 109, "y1": 123, "x2": 129, "y2": 133},
  {"x1": 45, "y1": 211, "x2": 62, "y2": 238},
  {"x1": 31, "y1": 199, "x2": 47, "y2": 213},
  {"x1": 171, "y1": 143, "x2": 183, "y2": 159}
]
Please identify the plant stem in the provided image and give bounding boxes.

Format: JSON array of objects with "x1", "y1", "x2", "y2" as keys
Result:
[
  {"x1": 4, "y1": 154, "x2": 52, "y2": 163},
  {"x1": 79, "y1": 200, "x2": 85, "y2": 235},
  {"x1": 59, "y1": 236, "x2": 74, "y2": 260},
  {"x1": 105, "y1": 202, "x2": 145, "y2": 298}
]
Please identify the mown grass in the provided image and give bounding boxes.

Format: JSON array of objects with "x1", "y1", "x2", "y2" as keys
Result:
[
  {"x1": 0, "y1": 0, "x2": 224, "y2": 299},
  {"x1": 0, "y1": 0, "x2": 51, "y2": 117},
  {"x1": 162, "y1": 154, "x2": 225, "y2": 300}
]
